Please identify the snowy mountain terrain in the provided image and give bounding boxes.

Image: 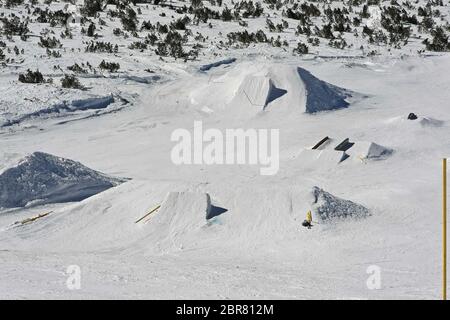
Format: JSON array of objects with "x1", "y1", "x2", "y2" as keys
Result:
[{"x1": 1, "y1": 0, "x2": 450, "y2": 299}]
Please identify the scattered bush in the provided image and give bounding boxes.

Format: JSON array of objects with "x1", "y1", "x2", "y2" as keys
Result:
[
  {"x1": 99, "y1": 60, "x2": 120, "y2": 72},
  {"x1": 18, "y1": 69, "x2": 48, "y2": 84},
  {"x1": 61, "y1": 75, "x2": 84, "y2": 89},
  {"x1": 1, "y1": 16, "x2": 29, "y2": 36},
  {"x1": 293, "y1": 42, "x2": 309, "y2": 54},
  {"x1": 67, "y1": 63, "x2": 88, "y2": 74},
  {"x1": 423, "y1": 27, "x2": 450, "y2": 51},
  {"x1": 39, "y1": 36, "x2": 62, "y2": 49},
  {"x1": 85, "y1": 41, "x2": 118, "y2": 53},
  {"x1": 81, "y1": 0, "x2": 104, "y2": 17}
]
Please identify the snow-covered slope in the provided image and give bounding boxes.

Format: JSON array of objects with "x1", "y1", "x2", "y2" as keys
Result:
[
  {"x1": 1, "y1": 54, "x2": 449, "y2": 299},
  {"x1": 1, "y1": 0, "x2": 450, "y2": 300}
]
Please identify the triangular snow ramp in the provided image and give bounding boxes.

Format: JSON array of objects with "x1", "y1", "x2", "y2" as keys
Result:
[
  {"x1": 311, "y1": 187, "x2": 370, "y2": 221},
  {"x1": 347, "y1": 141, "x2": 393, "y2": 160},
  {"x1": 235, "y1": 75, "x2": 287, "y2": 109},
  {"x1": 144, "y1": 192, "x2": 212, "y2": 248},
  {"x1": 0, "y1": 152, "x2": 125, "y2": 209},
  {"x1": 297, "y1": 67, "x2": 351, "y2": 113},
  {"x1": 157, "y1": 192, "x2": 212, "y2": 225}
]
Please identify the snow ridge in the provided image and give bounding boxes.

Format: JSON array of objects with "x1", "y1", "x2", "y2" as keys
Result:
[{"x1": 1, "y1": 96, "x2": 116, "y2": 128}]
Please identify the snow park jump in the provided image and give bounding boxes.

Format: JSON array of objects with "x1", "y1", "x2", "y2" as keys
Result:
[{"x1": 0, "y1": 0, "x2": 449, "y2": 307}]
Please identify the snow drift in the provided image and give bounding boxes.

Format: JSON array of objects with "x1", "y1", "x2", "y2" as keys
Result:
[
  {"x1": 419, "y1": 117, "x2": 444, "y2": 127},
  {"x1": 199, "y1": 58, "x2": 237, "y2": 72},
  {"x1": 311, "y1": 187, "x2": 370, "y2": 221},
  {"x1": 0, "y1": 152, "x2": 126, "y2": 209},
  {"x1": 1, "y1": 95, "x2": 117, "y2": 128},
  {"x1": 386, "y1": 115, "x2": 445, "y2": 128}
]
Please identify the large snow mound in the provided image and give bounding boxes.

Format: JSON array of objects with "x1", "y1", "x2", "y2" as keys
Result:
[
  {"x1": 311, "y1": 187, "x2": 370, "y2": 221},
  {"x1": 0, "y1": 152, "x2": 126, "y2": 209},
  {"x1": 190, "y1": 63, "x2": 354, "y2": 115}
]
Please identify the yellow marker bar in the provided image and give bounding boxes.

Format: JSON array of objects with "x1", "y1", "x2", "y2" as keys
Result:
[
  {"x1": 16, "y1": 211, "x2": 53, "y2": 226},
  {"x1": 306, "y1": 211, "x2": 312, "y2": 223},
  {"x1": 135, "y1": 205, "x2": 161, "y2": 224}
]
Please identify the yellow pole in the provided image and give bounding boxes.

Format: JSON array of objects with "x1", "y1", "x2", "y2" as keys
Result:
[{"x1": 444, "y1": 158, "x2": 447, "y2": 300}]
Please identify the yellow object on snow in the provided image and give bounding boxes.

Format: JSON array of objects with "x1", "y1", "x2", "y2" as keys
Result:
[{"x1": 306, "y1": 210, "x2": 312, "y2": 223}]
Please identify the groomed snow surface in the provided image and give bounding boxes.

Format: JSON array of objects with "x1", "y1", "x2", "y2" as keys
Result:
[{"x1": 0, "y1": 56, "x2": 449, "y2": 299}]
